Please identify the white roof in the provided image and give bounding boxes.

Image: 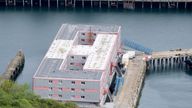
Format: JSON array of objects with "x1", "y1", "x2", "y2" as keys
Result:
[
  {"x1": 45, "y1": 34, "x2": 118, "y2": 71},
  {"x1": 84, "y1": 34, "x2": 117, "y2": 70},
  {"x1": 45, "y1": 40, "x2": 73, "y2": 59},
  {"x1": 70, "y1": 45, "x2": 93, "y2": 55}
]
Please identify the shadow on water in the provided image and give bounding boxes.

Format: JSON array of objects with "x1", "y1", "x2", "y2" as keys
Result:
[
  {"x1": 146, "y1": 62, "x2": 192, "y2": 77},
  {"x1": 184, "y1": 66, "x2": 192, "y2": 76}
]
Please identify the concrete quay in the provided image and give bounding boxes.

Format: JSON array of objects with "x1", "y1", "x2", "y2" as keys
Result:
[{"x1": 114, "y1": 54, "x2": 146, "y2": 108}]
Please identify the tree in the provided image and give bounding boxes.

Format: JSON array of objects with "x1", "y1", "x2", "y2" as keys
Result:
[{"x1": 0, "y1": 80, "x2": 78, "y2": 108}]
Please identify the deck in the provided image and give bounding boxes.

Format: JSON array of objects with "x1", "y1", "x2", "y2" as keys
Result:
[{"x1": 152, "y1": 48, "x2": 192, "y2": 59}]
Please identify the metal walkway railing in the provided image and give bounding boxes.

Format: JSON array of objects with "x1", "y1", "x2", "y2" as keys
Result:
[{"x1": 124, "y1": 40, "x2": 153, "y2": 55}]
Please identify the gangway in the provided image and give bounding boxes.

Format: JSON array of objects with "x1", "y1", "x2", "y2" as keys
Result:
[
  {"x1": 124, "y1": 40, "x2": 153, "y2": 55},
  {"x1": 113, "y1": 66, "x2": 124, "y2": 96}
]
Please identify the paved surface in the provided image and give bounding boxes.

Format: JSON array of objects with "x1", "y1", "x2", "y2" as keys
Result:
[
  {"x1": 152, "y1": 48, "x2": 192, "y2": 59},
  {"x1": 114, "y1": 55, "x2": 146, "y2": 108}
]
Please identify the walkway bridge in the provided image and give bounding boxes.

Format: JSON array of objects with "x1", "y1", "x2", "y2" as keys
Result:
[{"x1": 124, "y1": 40, "x2": 153, "y2": 55}]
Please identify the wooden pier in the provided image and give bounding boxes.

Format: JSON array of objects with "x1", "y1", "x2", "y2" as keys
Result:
[{"x1": 0, "y1": 0, "x2": 192, "y2": 10}]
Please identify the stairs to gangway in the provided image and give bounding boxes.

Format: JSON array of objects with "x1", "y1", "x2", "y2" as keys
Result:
[{"x1": 124, "y1": 40, "x2": 153, "y2": 55}]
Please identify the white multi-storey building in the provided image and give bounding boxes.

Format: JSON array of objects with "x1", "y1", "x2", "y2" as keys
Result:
[{"x1": 33, "y1": 24, "x2": 121, "y2": 106}]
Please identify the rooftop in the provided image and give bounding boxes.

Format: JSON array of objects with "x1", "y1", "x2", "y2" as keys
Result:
[{"x1": 33, "y1": 24, "x2": 120, "y2": 80}]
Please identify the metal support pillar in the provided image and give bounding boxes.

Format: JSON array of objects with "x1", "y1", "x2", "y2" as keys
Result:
[
  {"x1": 48, "y1": 0, "x2": 50, "y2": 8},
  {"x1": 74, "y1": 0, "x2": 76, "y2": 8},
  {"x1": 65, "y1": 0, "x2": 67, "y2": 7},
  {"x1": 108, "y1": 0, "x2": 110, "y2": 8},
  {"x1": 117, "y1": 0, "x2": 118, "y2": 8},
  {"x1": 31, "y1": 0, "x2": 33, "y2": 7},
  {"x1": 171, "y1": 58, "x2": 174, "y2": 69},
  {"x1": 22, "y1": 0, "x2": 24, "y2": 6},
  {"x1": 91, "y1": 0, "x2": 93, "y2": 8},
  {"x1": 57, "y1": 0, "x2": 59, "y2": 8},
  {"x1": 14, "y1": 0, "x2": 16, "y2": 6},
  {"x1": 159, "y1": 2, "x2": 161, "y2": 9},
  {"x1": 40, "y1": 0, "x2": 41, "y2": 7},
  {"x1": 5, "y1": 0, "x2": 7, "y2": 6},
  {"x1": 155, "y1": 59, "x2": 158, "y2": 70},
  {"x1": 163, "y1": 58, "x2": 166, "y2": 69},
  {"x1": 185, "y1": 2, "x2": 187, "y2": 9}
]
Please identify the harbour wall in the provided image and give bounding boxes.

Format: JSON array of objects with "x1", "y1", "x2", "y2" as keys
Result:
[{"x1": 0, "y1": 50, "x2": 25, "y2": 84}]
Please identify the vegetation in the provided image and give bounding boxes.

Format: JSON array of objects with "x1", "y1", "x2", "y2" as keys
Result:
[{"x1": 0, "y1": 80, "x2": 78, "y2": 108}]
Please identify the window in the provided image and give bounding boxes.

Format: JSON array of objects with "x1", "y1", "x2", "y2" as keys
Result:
[
  {"x1": 49, "y1": 87, "x2": 53, "y2": 91},
  {"x1": 81, "y1": 88, "x2": 85, "y2": 92},
  {"x1": 59, "y1": 88, "x2": 62, "y2": 91},
  {"x1": 71, "y1": 81, "x2": 75, "y2": 84},
  {"x1": 58, "y1": 94, "x2": 62, "y2": 98},
  {"x1": 71, "y1": 95, "x2": 75, "y2": 98},
  {"x1": 81, "y1": 39, "x2": 85, "y2": 42},
  {"x1": 71, "y1": 88, "x2": 75, "y2": 91},
  {"x1": 82, "y1": 56, "x2": 86, "y2": 60},
  {"x1": 81, "y1": 82, "x2": 85, "y2": 85},
  {"x1": 49, "y1": 80, "x2": 53, "y2": 84},
  {"x1": 81, "y1": 96, "x2": 85, "y2": 99},
  {"x1": 71, "y1": 56, "x2": 74, "y2": 59},
  {"x1": 70, "y1": 63, "x2": 74, "y2": 65},
  {"x1": 59, "y1": 80, "x2": 62, "y2": 84},
  {"x1": 48, "y1": 94, "x2": 52, "y2": 98}
]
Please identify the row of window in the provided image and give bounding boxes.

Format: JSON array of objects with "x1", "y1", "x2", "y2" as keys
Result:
[
  {"x1": 70, "y1": 56, "x2": 87, "y2": 60},
  {"x1": 80, "y1": 39, "x2": 95, "y2": 42},
  {"x1": 72, "y1": 81, "x2": 85, "y2": 84},
  {"x1": 69, "y1": 68, "x2": 80, "y2": 71},
  {"x1": 48, "y1": 94, "x2": 85, "y2": 99},
  {"x1": 48, "y1": 87, "x2": 85, "y2": 92},
  {"x1": 81, "y1": 32, "x2": 97, "y2": 36},
  {"x1": 48, "y1": 94, "x2": 62, "y2": 97},
  {"x1": 49, "y1": 80, "x2": 86, "y2": 85},
  {"x1": 71, "y1": 95, "x2": 85, "y2": 99},
  {"x1": 69, "y1": 62, "x2": 85, "y2": 66},
  {"x1": 49, "y1": 80, "x2": 63, "y2": 83}
]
